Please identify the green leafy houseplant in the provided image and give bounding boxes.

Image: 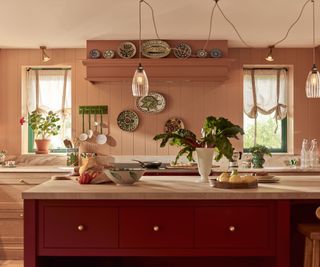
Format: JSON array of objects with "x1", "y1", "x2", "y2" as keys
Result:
[
  {"x1": 153, "y1": 116, "x2": 244, "y2": 164},
  {"x1": 28, "y1": 110, "x2": 61, "y2": 139},
  {"x1": 20, "y1": 110, "x2": 61, "y2": 154},
  {"x1": 249, "y1": 144, "x2": 272, "y2": 168}
]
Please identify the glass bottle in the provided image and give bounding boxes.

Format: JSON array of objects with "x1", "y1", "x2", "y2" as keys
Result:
[
  {"x1": 300, "y1": 139, "x2": 310, "y2": 169},
  {"x1": 309, "y1": 139, "x2": 319, "y2": 168}
]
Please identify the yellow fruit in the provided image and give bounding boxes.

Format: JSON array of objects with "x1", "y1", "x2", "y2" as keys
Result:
[
  {"x1": 229, "y1": 174, "x2": 242, "y2": 183},
  {"x1": 242, "y1": 175, "x2": 257, "y2": 183},
  {"x1": 218, "y1": 172, "x2": 230, "y2": 182}
]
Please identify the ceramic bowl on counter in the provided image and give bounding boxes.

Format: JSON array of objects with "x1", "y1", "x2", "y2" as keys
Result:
[{"x1": 103, "y1": 168, "x2": 145, "y2": 185}]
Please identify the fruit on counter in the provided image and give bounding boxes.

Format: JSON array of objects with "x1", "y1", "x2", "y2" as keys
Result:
[
  {"x1": 229, "y1": 170, "x2": 242, "y2": 183},
  {"x1": 218, "y1": 172, "x2": 230, "y2": 182},
  {"x1": 241, "y1": 175, "x2": 257, "y2": 183}
]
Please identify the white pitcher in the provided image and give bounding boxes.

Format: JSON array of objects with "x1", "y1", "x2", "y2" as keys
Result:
[{"x1": 196, "y1": 148, "x2": 214, "y2": 183}]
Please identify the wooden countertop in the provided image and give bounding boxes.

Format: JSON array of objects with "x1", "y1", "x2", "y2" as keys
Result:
[{"x1": 22, "y1": 175, "x2": 320, "y2": 200}]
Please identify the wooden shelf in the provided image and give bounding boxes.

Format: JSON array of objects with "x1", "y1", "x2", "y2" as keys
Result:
[{"x1": 82, "y1": 58, "x2": 236, "y2": 83}]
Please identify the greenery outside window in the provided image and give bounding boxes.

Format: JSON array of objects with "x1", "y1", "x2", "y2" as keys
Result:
[{"x1": 243, "y1": 68, "x2": 288, "y2": 152}]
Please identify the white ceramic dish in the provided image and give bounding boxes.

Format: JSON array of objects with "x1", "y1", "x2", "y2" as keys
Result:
[
  {"x1": 257, "y1": 176, "x2": 280, "y2": 183},
  {"x1": 104, "y1": 168, "x2": 145, "y2": 185}
]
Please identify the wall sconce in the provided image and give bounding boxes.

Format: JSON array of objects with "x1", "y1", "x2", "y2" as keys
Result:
[
  {"x1": 40, "y1": 46, "x2": 51, "y2": 62},
  {"x1": 265, "y1": 46, "x2": 274, "y2": 62}
]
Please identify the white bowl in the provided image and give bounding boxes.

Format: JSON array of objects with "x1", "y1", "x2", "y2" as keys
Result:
[{"x1": 104, "y1": 168, "x2": 145, "y2": 185}]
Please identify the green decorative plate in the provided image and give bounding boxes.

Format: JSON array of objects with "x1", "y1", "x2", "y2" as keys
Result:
[
  {"x1": 117, "y1": 110, "x2": 139, "y2": 132},
  {"x1": 136, "y1": 92, "x2": 166, "y2": 113}
]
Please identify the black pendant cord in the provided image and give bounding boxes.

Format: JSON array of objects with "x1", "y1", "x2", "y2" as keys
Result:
[
  {"x1": 139, "y1": 0, "x2": 142, "y2": 65},
  {"x1": 312, "y1": 0, "x2": 316, "y2": 65},
  {"x1": 271, "y1": 0, "x2": 310, "y2": 48}
]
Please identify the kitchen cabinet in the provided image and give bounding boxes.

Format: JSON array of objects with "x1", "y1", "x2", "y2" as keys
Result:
[
  {"x1": 26, "y1": 199, "x2": 289, "y2": 267},
  {"x1": 0, "y1": 172, "x2": 67, "y2": 260}
]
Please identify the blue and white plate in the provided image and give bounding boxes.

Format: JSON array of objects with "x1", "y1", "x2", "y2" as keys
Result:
[
  {"x1": 89, "y1": 49, "x2": 101, "y2": 59},
  {"x1": 210, "y1": 48, "x2": 223, "y2": 58}
]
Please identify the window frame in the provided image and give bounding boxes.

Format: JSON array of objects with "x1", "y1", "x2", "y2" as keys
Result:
[
  {"x1": 24, "y1": 66, "x2": 71, "y2": 154},
  {"x1": 243, "y1": 117, "x2": 287, "y2": 153},
  {"x1": 242, "y1": 67, "x2": 288, "y2": 153}
]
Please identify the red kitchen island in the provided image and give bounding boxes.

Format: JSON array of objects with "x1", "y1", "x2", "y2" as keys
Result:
[{"x1": 22, "y1": 175, "x2": 320, "y2": 267}]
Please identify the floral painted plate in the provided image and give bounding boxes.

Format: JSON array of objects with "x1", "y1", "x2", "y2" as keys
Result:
[
  {"x1": 103, "y1": 49, "x2": 115, "y2": 59},
  {"x1": 117, "y1": 42, "x2": 136, "y2": 58},
  {"x1": 196, "y1": 49, "x2": 208, "y2": 58},
  {"x1": 173, "y1": 43, "x2": 192, "y2": 59},
  {"x1": 136, "y1": 92, "x2": 166, "y2": 113},
  {"x1": 117, "y1": 110, "x2": 139, "y2": 132},
  {"x1": 164, "y1": 118, "x2": 185, "y2": 133}
]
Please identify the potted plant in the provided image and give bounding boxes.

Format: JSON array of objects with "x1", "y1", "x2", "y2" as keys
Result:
[
  {"x1": 154, "y1": 116, "x2": 244, "y2": 182},
  {"x1": 20, "y1": 110, "x2": 61, "y2": 154},
  {"x1": 249, "y1": 144, "x2": 272, "y2": 168},
  {"x1": 0, "y1": 150, "x2": 6, "y2": 164}
]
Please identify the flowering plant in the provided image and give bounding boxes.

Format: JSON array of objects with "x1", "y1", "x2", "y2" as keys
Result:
[{"x1": 20, "y1": 110, "x2": 61, "y2": 139}]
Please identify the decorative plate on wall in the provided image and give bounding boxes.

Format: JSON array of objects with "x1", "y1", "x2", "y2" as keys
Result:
[
  {"x1": 136, "y1": 92, "x2": 166, "y2": 113},
  {"x1": 142, "y1": 40, "x2": 171, "y2": 58},
  {"x1": 117, "y1": 110, "x2": 139, "y2": 132},
  {"x1": 117, "y1": 42, "x2": 136, "y2": 58},
  {"x1": 173, "y1": 43, "x2": 192, "y2": 59},
  {"x1": 210, "y1": 48, "x2": 223, "y2": 58},
  {"x1": 89, "y1": 49, "x2": 101, "y2": 59},
  {"x1": 196, "y1": 49, "x2": 208, "y2": 58},
  {"x1": 103, "y1": 50, "x2": 115, "y2": 59},
  {"x1": 164, "y1": 118, "x2": 185, "y2": 133}
]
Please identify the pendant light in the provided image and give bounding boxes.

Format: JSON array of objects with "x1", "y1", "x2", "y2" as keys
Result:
[
  {"x1": 132, "y1": 0, "x2": 149, "y2": 97},
  {"x1": 306, "y1": 0, "x2": 320, "y2": 98}
]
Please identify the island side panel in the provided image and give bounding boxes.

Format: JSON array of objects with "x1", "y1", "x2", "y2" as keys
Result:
[
  {"x1": 276, "y1": 200, "x2": 290, "y2": 267},
  {"x1": 24, "y1": 199, "x2": 38, "y2": 267}
]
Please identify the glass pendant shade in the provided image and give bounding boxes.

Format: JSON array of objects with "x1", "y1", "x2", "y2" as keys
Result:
[
  {"x1": 306, "y1": 64, "x2": 320, "y2": 98},
  {"x1": 132, "y1": 63, "x2": 149, "y2": 97}
]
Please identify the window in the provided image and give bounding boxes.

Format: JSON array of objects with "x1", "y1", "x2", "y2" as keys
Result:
[
  {"x1": 243, "y1": 68, "x2": 288, "y2": 152},
  {"x1": 24, "y1": 68, "x2": 71, "y2": 152}
]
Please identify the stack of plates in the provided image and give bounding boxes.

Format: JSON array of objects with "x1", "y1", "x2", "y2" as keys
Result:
[{"x1": 257, "y1": 175, "x2": 280, "y2": 183}]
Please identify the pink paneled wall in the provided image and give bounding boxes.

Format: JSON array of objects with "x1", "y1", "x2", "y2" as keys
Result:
[{"x1": 0, "y1": 47, "x2": 319, "y2": 156}]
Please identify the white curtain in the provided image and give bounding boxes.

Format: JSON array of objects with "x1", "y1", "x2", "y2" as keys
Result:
[
  {"x1": 25, "y1": 68, "x2": 71, "y2": 147},
  {"x1": 243, "y1": 68, "x2": 288, "y2": 144}
]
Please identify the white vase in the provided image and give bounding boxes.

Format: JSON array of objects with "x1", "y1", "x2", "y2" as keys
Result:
[{"x1": 196, "y1": 147, "x2": 214, "y2": 183}]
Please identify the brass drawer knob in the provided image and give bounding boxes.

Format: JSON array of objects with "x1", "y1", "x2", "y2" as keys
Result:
[
  {"x1": 316, "y1": 207, "x2": 320, "y2": 220},
  {"x1": 77, "y1": 225, "x2": 85, "y2": 231},
  {"x1": 153, "y1": 225, "x2": 160, "y2": 232},
  {"x1": 229, "y1": 225, "x2": 236, "y2": 232}
]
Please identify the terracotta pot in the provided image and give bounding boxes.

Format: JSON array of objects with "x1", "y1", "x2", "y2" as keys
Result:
[{"x1": 35, "y1": 139, "x2": 51, "y2": 154}]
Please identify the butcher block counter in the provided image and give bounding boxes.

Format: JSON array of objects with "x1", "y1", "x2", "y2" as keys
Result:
[{"x1": 23, "y1": 176, "x2": 320, "y2": 267}]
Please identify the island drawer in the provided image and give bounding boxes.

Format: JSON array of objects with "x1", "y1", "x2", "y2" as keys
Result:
[
  {"x1": 195, "y1": 204, "x2": 275, "y2": 250},
  {"x1": 119, "y1": 206, "x2": 194, "y2": 248},
  {"x1": 39, "y1": 205, "x2": 118, "y2": 249}
]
